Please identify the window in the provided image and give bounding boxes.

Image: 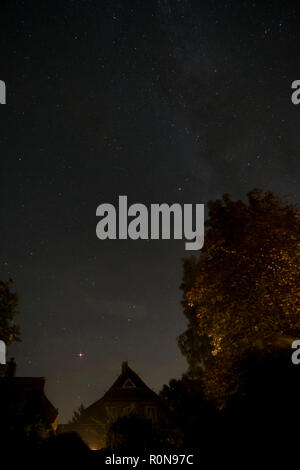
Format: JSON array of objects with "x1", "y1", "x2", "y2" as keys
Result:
[
  {"x1": 122, "y1": 404, "x2": 136, "y2": 416},
  {"x1": 145, "y1": 406, "x2": 157, "y2": 422},
  {"x1": 122, "y1": 378, "x2": 136, "y2": 389},
  {"x1": 106, "y1": 406, "x2": 118, "y2": 420}
]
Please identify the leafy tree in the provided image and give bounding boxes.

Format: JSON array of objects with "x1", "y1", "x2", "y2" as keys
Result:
[
  {"x1": 0, "y1": 278, "x2": 21, "y2": 344},
  {"x1": 179, "y1": 189, "x2": 300, "y2": 403}
]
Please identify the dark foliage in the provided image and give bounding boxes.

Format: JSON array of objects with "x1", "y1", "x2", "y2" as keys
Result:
[
  {"x1": 0, "y1": 278, "x2": 21, "y2": 344},
  {"x1": 106, "y1": 412, "x2": 159, "y2": 452},
  {"x1": 41, "y1": 431, "x2": 90, "y2": 453}
]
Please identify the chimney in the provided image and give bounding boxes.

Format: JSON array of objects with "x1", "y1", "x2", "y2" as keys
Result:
[
  {"x1": 6, "y1": 357, "x2": 17, "y2": 377},
  {"x1": 122, "y1": 361, "x2": 128, "y2": 374}
]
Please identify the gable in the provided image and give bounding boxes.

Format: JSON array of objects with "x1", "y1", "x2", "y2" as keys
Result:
[{"x1": 83, "y1": 363, "x2": 160, "y2": 418}]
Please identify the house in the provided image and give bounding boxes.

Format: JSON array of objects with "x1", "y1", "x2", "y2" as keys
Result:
[
  {"x1": 0, "y1": 358, "x2": 58, "y2": 441},
  {"x1": 59, "y1": 362, "x2": 170, "y2": 450}
]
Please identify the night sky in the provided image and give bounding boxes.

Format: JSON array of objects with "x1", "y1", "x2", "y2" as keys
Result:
[{"x1": 0, "y1": 0, "x2": 299, "y2": 422}]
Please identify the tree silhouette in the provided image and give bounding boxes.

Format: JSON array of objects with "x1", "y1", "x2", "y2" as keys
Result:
[
  {"x1": 179, "y1": 189, "x2": 300, "y2": 403},
  {"x1": 69, "y1": 403, "x2": 85, "y2": 424},
  {"x1": 160, "y1": 377, "x2": 217, "y2": 448},
  {"x1": 106, "y1": 412, "x2": 158, "y2": 451},
  {"x1": 0, "y1": 278, "x2": 21, "y2": 344}
]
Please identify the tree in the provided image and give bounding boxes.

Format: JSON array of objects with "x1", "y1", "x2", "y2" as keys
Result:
[
  {"x1": 69, "y1": 403, "x2": 85, "y2": 424},
  {"x1": 106, "y1": 412, "x2": 158, "y2": 451},
  {"x1": 179, "y1": 189, "x2": 300, "y2": 403},
  {"x1": 0, "y1": 278, "x2": 21, "y2": 344},
  {"x1": 41, "y1": 432, "x2": 89, "y2": 453},
  {"x1": 160, "y1": 376, "x2": 217, "y2": 448}
]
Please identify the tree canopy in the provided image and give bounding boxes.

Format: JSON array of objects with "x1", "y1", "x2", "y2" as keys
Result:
[
  {"x1": 179, "y1": 189, "x2": 300, "y2": 403},
  {"x1": 0, "y1": 278, "x2": 21, "y2": 344}
]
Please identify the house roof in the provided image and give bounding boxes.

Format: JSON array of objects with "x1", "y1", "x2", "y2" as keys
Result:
[
  {"x1": 0, "y1": 376, "x2": 58, "y2": 425},
  {"x1": 102, "y1": 362, "x2": 158, "y2": 401},
  {"x1": 82, "y1": 362, "x2": 161, "y2": 421}
]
